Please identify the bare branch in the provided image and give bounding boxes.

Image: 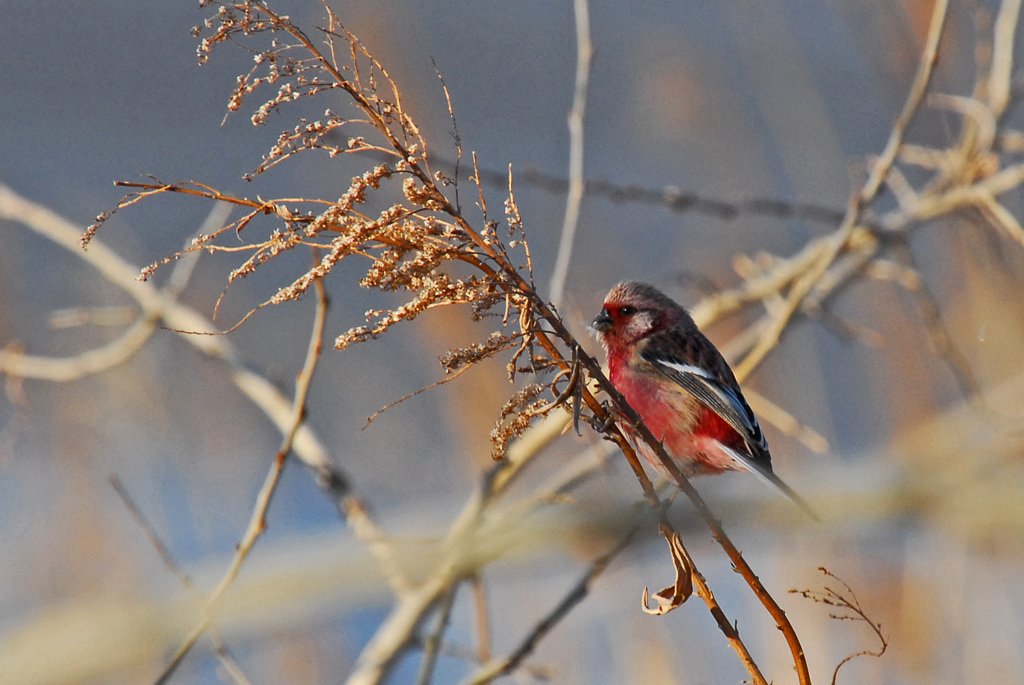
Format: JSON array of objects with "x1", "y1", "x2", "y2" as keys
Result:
[
  {"x1": 462, "y1": 522, "x2": 638, "y2": 685},
  {"x1": 154, "y1": 275, "x2": 329, "y2": 683},
  {"x1": 109, "y1": 476, "x2": 253, "y2": 685},
  {"x1": 0, "y1": 182, "x2": 350, "y2": 505},
  {"x1": 548, "y1": 0, "x2": 592, "y2": 309},
  {"x1": 791, "y1": 568, "x2": 889, "y2": 685},
  {"x1": 414, "y1": 586, "x2": 458, "y2": 685},
  {"x1": 987, "y1": 0, "x2": 1023, "y2": 116},
  {"x1": 734, "y1": 0, "x2": 950, "y2": 383},
  {"x1": 0, "y1": 316, "x2": 157, "y2": 382}
]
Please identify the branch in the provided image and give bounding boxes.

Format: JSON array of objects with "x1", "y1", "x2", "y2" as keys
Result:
[
  {"x1": 414, "y1": 586, "x2": 457, "y2": 685},
  {"x1": 461, "y1": 523, "x2": 638, "y2": 685},
  {"x1": 0, "y1": 201, "x2": 226, "y2": 383},
  {"x1": 0, "y1": 182, "x2": 350, "y2": 509},
  {"x1": 734, "y1": 0, "x2": 949, "y2": 383},
  {"x1": 109, "y1": 476, "x2": 253, "y2": 685},
  {"x1": 986, "y1": 0, "x2": 1022, "y2": 117},
  {"x1": 344, "y1": 412, "x2": 594, "y2": 685},
  {"x1": 791, "y1": 567, "x2": 888, "y2": 685},
  {"x1": 0, "y1": 315, "x2": 157, "y2": 382},
  {"x1": 154, "y1": 276, "x2": 328, "y2": 684},
  {"x1": 548, "y1": 0, "x2": 592, "y2": 309}
]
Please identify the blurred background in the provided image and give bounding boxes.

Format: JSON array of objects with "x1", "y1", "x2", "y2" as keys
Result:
[{"x1": 2, "y1": 0, "x2": 1024, "y2": 683}]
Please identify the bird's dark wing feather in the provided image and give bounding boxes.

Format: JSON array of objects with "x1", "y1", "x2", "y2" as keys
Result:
[
  {"x1": 640, "y1": 343, "x2": 817, "y2": 517},
  {"x1": 631, "y1": 328, "x2": 816, "y2": 518},
  {"x1": 639, "y1": 345, "x2": 767, "y2": 455}
]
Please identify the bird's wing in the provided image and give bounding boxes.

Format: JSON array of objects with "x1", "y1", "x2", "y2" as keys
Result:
[
  {"x1": 640, "y1": 348, "x2": 818, "y2": 518},
  {"x1": 640, "y1": 349, "x2": 767, "y2": 453}
]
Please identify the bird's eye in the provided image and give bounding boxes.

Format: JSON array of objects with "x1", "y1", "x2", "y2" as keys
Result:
[{"x1": 618, "y1": 305, "x2": 636, "y2": 317}]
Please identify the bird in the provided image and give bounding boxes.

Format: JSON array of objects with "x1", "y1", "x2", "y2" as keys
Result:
[{"x1": 591, "y1": 281, "x2": 814, "y2": 516}]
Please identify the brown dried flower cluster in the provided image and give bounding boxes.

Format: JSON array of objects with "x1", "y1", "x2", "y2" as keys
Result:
[
  {"x1": 491, "y1": 383, "x2": 546, "y2": 459},
  {"x1": 88, "y1": 0, "x2": 589, "y2": 460}
]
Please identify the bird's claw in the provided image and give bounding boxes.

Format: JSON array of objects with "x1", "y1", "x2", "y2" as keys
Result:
[{"x1": 580, "y1": 400, "x2": 618, "y2": 434}]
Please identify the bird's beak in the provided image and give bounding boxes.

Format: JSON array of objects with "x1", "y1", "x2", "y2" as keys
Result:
[{"x1": 592, "y1": 308, "x2": 613, "y2": 333}]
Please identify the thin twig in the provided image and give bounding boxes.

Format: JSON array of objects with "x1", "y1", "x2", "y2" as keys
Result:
[
  {"x1": 461, "y1": 522, "x2": 640, "y2": 685},
  {"x1": 167, "y1": 201, "x2": 233, "y2": 297},
  {"x1": 109, "y1": 476, "x2": 253, "y2": 685},
  {"x1": 364, "y1": 362, "x2": 477, "y2": 428},
  {"x1": 109, "y1": 475, "x2": 195, "y2": 591},
  {"x1": 890, "y1": 242, "x2": 985, "y2": 404},
  {"x1": 791, "y1": 567, "x2": 888, "y2": 685},
  {"x1": 548, "y1": 0, "x2": 592, "y2": 310},
  {"x1": 553, "y1": 393, "x2": 770, "y2": 683},
  {"x1": 154, "y1": 276, "x2": 328, "y2": 684},
  {"x1": 470, "y1": 576, "x2": 492, "y2": 665},
  {"x1": 434, "y1": 59, "x2": 463, "y2": 215},
  {"x1": 362, "y1": 149, "x2": 852, "y2": 229},
  {"x1": 415, "y1": 586, "x2": 459, "y2": 685}
]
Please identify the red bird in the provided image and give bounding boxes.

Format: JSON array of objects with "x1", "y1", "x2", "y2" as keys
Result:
[{"x1": 592, "y1": 281, "x2": 812, "y2": 515}]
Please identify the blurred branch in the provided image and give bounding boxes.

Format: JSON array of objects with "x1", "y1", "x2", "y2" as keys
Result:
[
  {"x1": 155, "y1": 276, "x2": 328, "y2": 684},
  {"x1": 0, "y1": 181, "x2": 408, "y2": 679},
  {"x1": 414, "y1": 586, "x2": 456, "y2": 685},
  {"x1": 744, "y1": 387, "x2": 830, "y2": 454},
  {"x1": 469, "y1": 576, "x2": 491, "y2": 665},
  {"x1": 0, "y1": 495, "x2": 642, "y2": 685},
  {"x1": 345, "y1": 413, "x2": 614, "y2": 684},
  {"x1": 732, "y1": 0, "x2": 949, "y2": 383},
  {"x1": 548, "y1": 0, "x2": 592, "y2": 309},
  {"x1": 364, "y1": 153, "x2": 853, "y2": 229},
  {"x1": 986, "y1": 0, "x2": 1022, "y2": 116},
  {"x1": 6, "y1": 362, "x2": 1023, "y2": 685},
  {"x1": 0, "y1": 315, "x2": 158, "y2": 382},
  {"x1": 462, "y1": 522, "x2": 639, "y2": 685},
  {"x1": 109, "y1": 476, "x2": 253, "y2": 685},
  {"x1": 0, "y1": 201, "x2": 226, "y2": 383},
  {"x1": 861, "y1": 0, "x2": 949, "y2": 203},
  {"x1": 109, "y1": 475, "x2": 198, "y2": 592},
  {"x1": 0, "y1": 181, "x2": 352, "y2": 511},
  {"x1": 890, "y1": 242, "x2": 985, "y2": 405}
]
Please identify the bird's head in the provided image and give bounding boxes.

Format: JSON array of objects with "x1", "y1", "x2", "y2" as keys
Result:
[{"x1": 592, "y1": 281, "x2": 685, "y2": 351}]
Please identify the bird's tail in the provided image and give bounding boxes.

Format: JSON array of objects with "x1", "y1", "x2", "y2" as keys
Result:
[{"x1": 721, "y1": 445, "x2": 819, "y2": 520}]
